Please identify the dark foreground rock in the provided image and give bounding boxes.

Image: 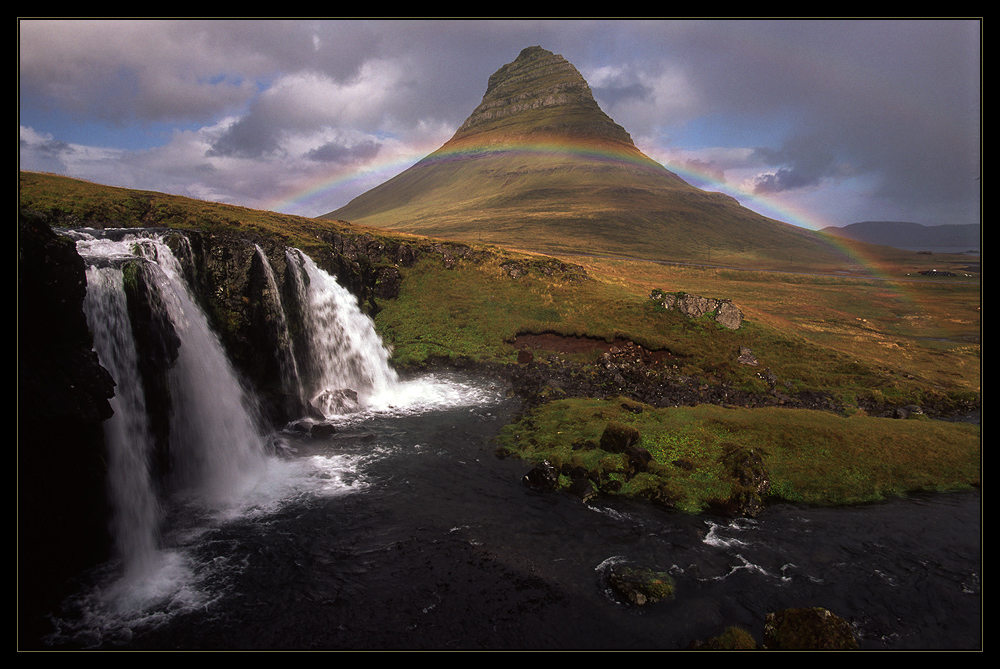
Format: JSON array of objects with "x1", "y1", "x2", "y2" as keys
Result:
[
  {"x1": 763, "y1": 607, "x2": 860, "y2": 649},
  {"x1": 607, "y1": 565, "x2": 676, "y2": 606},
  {"x1": 18, "y1": 211, "x2": 117, "y2": 647}
]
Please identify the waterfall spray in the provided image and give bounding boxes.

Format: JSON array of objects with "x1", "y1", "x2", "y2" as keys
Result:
[{"x1": 284, "y1": 248, "x2": 399, "y2": 417}]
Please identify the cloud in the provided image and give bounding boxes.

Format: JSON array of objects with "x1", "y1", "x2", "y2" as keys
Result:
[
  {"x1": 18, "y1": 20, "x2": 271, "y2": 125},
  {"x1": 18, "y1": 19, "x2": 980, "y2": 225},
  {"x1": 584, "y1": 61, "x2": 702, "y2": 138},
  {"x1": 307, "y1": 139, "x2": 380, "y2": 163},
  {"x1": 748, "y1": 134, "x2": 845, "y2": 194},
  {"x1": 205, "y1": 60, "x2": 414, "y2": 160}
]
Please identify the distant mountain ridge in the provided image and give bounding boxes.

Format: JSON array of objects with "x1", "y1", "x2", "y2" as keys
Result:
[
  {"x1": 324, "y1": 46, "x2": 850, "y2": 267},
  {"x1": 820, "y1": 221, "x2": 980, "y2": 249}
]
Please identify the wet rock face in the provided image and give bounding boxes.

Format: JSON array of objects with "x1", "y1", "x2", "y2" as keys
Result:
[
  {"x1": 18, "y1": 212, "x2": 117, "y2": 427},
  {"x1": 18, "y1": 213, "x2": 118, "y2": 613},
  {"x1": 522, "y1": 459, "x2": 559, "y2": 489}
]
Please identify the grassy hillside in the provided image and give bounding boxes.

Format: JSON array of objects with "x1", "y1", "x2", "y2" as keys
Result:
[
  {"x1": 371, "y1": 247, "x2": 980, "y2": 404},
  {"x1": 18, "y1": 170, "x2": 361, "y2": 257},
  {"x1": 20, "y1": 171, "x2": 980, "y2": 509},
  {"x1": 20, "y1": 170, "x2": 980, "y2": 402},
  {"x1": 497, "y1": 397, "x2": 980, "y2": 513},
  {"x1": 326, "y1": 138, "x2": 859, "y2": 270}
]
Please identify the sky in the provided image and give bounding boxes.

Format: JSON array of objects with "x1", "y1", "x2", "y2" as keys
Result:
[{"x1": 19, "y1": 18, "x2": 982, "y2": 231}]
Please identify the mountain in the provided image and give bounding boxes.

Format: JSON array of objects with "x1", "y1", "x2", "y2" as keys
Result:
[
  {"x1": 820, "y1": 221, "x2": 980, "y2": 250},
  {"x1": 324, "y1": 46, "x2": 846, "y2": 266}
]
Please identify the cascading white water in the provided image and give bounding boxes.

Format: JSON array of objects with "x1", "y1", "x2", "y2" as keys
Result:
[
  {"x1": 74, "y1": 231, "x2": 272, "y2": 573},
  {"x1": 82, "y1": 264, "x2": 162, "y2": 582},
  {"x1": 254, "y1": 244, "x2": 305, "y2": 405},
  {"x1": 285, "y1": 248, "x2": 399, "y2": 417},
  {"x1": 146, "y1": 238, "x2": 270, "y2": 509},
  {"x1": 50, "y1": 230, "x2": 494, "y2": 640}
]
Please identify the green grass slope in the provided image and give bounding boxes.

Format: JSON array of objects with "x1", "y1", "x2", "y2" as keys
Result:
[
  {"x1": 326, "y1": 133, "x2": 853, "y2": 269},
  {"x1": 20, "y1": 171, "x2": 980, "y2": 510}
]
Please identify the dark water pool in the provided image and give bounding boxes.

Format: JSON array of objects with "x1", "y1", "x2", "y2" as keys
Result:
[{"x1": 36, "y1": 374, "x2": 981, "y2": 650}]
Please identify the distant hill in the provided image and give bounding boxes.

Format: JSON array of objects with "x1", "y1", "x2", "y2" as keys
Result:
[
  {"x1": 820, "y1": 221, "x2": 980, "y2": 250},
  {"x1": 325, "y1": 46, "x2": 856, "y2": 269}
]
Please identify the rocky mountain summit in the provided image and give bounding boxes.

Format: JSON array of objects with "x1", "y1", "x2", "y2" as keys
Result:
[{"x1": 452, "y1": 45, "x2": 635, "y2": 146}]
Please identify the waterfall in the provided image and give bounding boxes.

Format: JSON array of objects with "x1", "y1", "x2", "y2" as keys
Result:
[
  {"x1": 71, "y1": 230, "x2": 406, "y2": 581},
  {"x1": 74, "y1": 230, "x2": 271, "y2": 581},
  {"x1": 285, "y1": 248, "x2": 399, "y2": 417},
  {"x1": 82, "y1": 264, "x2": 162, "y2": 581},
  {"x1": 148, "y1": 238, "x2": 270, "y2": 508},
  {"x1": 253, "y1": 244, "x2": 305, "y2": 412}
]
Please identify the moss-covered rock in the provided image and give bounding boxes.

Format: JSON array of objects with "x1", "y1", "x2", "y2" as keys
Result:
[
  {"x1": 713, "y1": 443, "x2": 771, "y2": 518},
  {"x1": 688, "y1": 626, "x2": 759, "y2": 650},
  {"x1": 763, "y1": 607, "x2": 859, "y2": 649},
  {"x1": 607, "y1": 565, "x2": 675, "y2": 605}
]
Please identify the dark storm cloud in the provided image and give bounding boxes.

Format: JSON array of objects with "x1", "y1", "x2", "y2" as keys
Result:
[
  {"x1": 307, "y1": 139, "x2": 381, "y2": 163},
  {"x1": 207, "y1": 114, "x2": 283, "y2": 159},
  {"x1": 750, "y1": 135, "x2": 841, "y2": 194},
  {"x1": 591, "y1": 81, "x2": 654, "y2": 107}
]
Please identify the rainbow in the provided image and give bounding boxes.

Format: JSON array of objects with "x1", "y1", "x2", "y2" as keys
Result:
[
  {"x1": 270, "y1": 132, "x2": 824, "y2": 227},
  {"x1": 266, "y1": 133, "x2": 915, "y2": 285},
  {"x1": 265, "y1": 133, "x2": 674, "y2": 217}
]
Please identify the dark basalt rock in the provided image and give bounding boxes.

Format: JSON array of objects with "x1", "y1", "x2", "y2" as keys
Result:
[
  {"x1": 18, "y1": 212, "x2": 117, "y2": 646},
  {"x1": 522, "y1": 459, "x2": 559, "y2": 489}
]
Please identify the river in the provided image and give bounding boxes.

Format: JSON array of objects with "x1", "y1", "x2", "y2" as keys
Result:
[
  {"x1": 37, "y1": 372, "x2": 980, "y2": 650},
  {"x1": 28, "y1": 230, "x2": 980, "y2": 650}
]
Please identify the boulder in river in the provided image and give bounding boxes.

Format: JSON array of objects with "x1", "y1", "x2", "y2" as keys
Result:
[
  {"x1": 607, "y1": 564, "x2": 675, "y2": 606},
  {"x1": 763, "y1": 607, "x2": 859, "y2": 649}
]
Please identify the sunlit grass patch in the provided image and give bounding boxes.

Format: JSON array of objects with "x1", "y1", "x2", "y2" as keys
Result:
[{"x1": 498, "y1": 398, "x2": 980, "y2": 512}]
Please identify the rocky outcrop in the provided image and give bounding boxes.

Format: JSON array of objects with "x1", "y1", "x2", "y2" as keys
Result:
[
  {"x1": 763, "y1": 607, "x2": 859, "y2": 649},
  {"x1": 714, "y1": 444, "x2": 771, "y2": 518},
  {"x1": 453, "y1": 45, "x2": 635, "y2": 146},
  {"x1": 522, "y1": 459, "x2": 559, "y2": 489},
  {"x1": 650, "y1": 288, "x2": 744, "y2": 329},
  {"x1": 606, "y1": 565, "x2": 675, "y2": 606},
  {"x1": 502, "y1": 339, "x2": 843, "y2": 414}
]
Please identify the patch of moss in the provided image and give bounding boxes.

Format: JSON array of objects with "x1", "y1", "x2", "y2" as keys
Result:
[{"x1": 498, "y1": 397, "x2": 980, "y2": 511}]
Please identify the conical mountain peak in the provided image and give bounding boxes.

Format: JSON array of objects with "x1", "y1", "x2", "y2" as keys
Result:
[
  {"x1": 450, "y1": 46, "x2": 634, "y2": 147},
  {"x1": 326, "y1": 47, "x2": 831, "y2": 265}
]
